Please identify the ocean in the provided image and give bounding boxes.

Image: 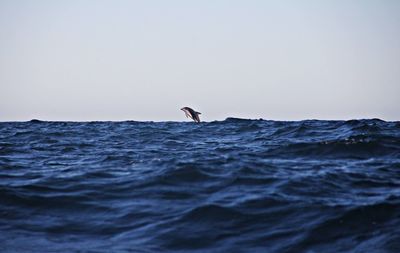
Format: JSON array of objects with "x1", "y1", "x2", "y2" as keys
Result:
[{"x1": 1, "y1": 118, "x2": 399, "y2": 253}]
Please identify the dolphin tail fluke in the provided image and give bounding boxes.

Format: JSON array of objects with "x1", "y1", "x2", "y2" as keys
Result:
[{"x1": 194, "y1": 112, "x2": 201, "y2": 122}]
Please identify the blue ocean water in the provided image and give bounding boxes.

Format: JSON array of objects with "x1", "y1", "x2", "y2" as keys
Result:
[{"x1": 1, "y1": 118, "x2": 400, "y2": 253}]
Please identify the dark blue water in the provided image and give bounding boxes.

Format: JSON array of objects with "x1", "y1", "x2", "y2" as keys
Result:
[{"x1": 1, "y1": 118, "x2": 400, "y2": 253}]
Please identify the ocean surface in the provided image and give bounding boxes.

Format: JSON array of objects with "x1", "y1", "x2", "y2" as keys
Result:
[{"x1": 1, "y1": 118, "x2": 400, "y2": 253}]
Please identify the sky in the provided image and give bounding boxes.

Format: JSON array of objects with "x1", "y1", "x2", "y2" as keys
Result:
[{"x1": 0, "y1": 0, "x2": 399, "y2": 121}]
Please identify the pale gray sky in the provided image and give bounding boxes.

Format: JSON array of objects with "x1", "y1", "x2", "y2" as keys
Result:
[{"x1": 1, "y1": 0, "x2": 399, "y2": 121}]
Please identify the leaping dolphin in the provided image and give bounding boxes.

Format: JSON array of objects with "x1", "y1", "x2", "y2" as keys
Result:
[{"x1": 181, "y1": 107, "x2": 201, "y2": 123}]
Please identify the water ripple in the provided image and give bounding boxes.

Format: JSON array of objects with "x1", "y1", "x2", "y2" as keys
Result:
[{"x1": 0, "y1": 119, "x2": 399, "y2": 252}]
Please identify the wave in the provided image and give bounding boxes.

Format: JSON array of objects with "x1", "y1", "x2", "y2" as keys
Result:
[
  {"x1": 1, "y1": 119, "x2": 399, "y2": 252},
  {"x1": 267, "y1": 135, "x2": 400, "y2": 159},
  {"x1": 287, "y1": 201, "x2": 400, "y2": 252}
]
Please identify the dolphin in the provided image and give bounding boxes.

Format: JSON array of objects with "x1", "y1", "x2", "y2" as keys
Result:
[{"x1": 181, "y1": 107, "x2": 201, "y2": 122}]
